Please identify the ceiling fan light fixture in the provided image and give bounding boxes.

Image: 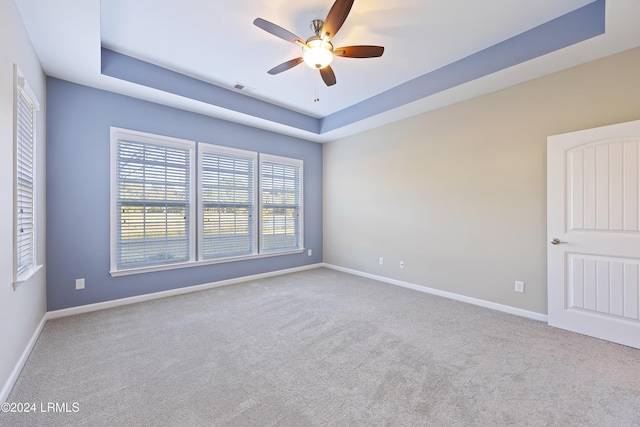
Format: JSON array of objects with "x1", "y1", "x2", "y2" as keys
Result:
[
  {"x1": 303, "y1": 38, "x2": 334, "y2": 69},
  {"x1": 254, "y1": 0, "x2": 385, "y2": 86}
]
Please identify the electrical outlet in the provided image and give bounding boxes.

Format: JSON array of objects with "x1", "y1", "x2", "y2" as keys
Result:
[
  {"x1": 379, "y1": 257, "x2": 384, "y2": 266},
  {"x1": 307, "y1": 249, "x2": 312, "y2": 256},
  {"x1": 515, "y1": 281, "x2": 525, "y2": 293},
  {"x1": 75, "y1": 278, "x2": 85, "y2": 290},
  {"x1": 399, "y1": 260, "x2": 405, "y2": 269}
]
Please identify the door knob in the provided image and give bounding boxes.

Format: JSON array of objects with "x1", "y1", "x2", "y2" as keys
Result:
[{"x1": 550, "y1": 238, "x2": 568, "y2": 245}]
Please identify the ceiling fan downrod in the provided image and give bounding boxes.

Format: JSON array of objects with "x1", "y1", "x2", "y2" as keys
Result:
[{"x1": 311, "y1": 19, "x2": 325, "y2": 36}]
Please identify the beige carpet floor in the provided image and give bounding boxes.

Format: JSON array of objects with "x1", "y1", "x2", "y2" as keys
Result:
[{"x1": 2, "y1": 267, "x2": 639, "y2": 426}]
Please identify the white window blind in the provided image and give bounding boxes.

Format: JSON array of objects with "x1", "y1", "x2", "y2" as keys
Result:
[
  {"x1": 15, "y1": 70, "x2": 40, "y2": 277},
  {"x1": 260, "y1": 155, "x2": 303, "y2": 252},
  {"x1": 114, "y1": 135, "x2": 194, "y2": 269},
  {"x1": 199, "y1": 146, "x2": 257, "y2": 259},
  {"x1": 110, "y1": 127, "x2": 304, "y2": 275}
]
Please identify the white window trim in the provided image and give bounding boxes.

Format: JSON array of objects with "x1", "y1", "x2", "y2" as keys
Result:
[
  {"x1": 197, "y1": 143, "x2": 258, "y2": 261},
  {"x1": 109, "y1": 249, "x2": 304, "y2": 277},
  {"x1": 259, "y1": 153, "x2": 304, "y2": 253},
  {"x1": 13, "y1": 65, "x2": 43, "y2": 290},
  {"x1": 110, "y1": 127, "x2": 196, "y2": 274},
  {"x1": 109, "y1": 128, "x2": 306, "y2": 277}
]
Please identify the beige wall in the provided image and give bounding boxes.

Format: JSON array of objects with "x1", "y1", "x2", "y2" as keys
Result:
[
  {"x1": 0, "y1": 0, "x2": 47, "y2": 400},
  {"x1": 323, "y1": 47, "x2": 640, "y2": 315}
]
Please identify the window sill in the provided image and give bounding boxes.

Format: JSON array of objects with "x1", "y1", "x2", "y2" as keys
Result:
[
  {"x1": 110, "y1": 249, "x2": 305, "y2": 277},
  {"x1": 13, "y1": 264, "x2": 44, "y2": 290}
]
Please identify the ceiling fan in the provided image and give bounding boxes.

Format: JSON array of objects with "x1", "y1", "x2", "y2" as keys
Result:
[{"x1": 253, "y1": 0, "x2": 384, "y2": 87}]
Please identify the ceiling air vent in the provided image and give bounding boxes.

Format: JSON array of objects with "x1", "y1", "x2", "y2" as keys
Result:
[{"x1": 233, "y1": 82, "x2": 255, "y2": 93}]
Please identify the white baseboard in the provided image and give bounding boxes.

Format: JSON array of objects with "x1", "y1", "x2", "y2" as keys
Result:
[
  {"x1": 4, "y1": 262, "x2": 544, "y2": 403},
  {"x1": 1, "y1": 315, "x2": 47, "y2": 403},
  {"x1": 47, "y1": 263, "x2": 324, "y2": 319},
  {"x1": 323, "y1": 263, "x2": 548, "y2": 323}
]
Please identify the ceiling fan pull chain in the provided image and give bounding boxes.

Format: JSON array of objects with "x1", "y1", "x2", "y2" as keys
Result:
[{"x1": 314, "y1": 75, "x2": 320, "y2": 103}]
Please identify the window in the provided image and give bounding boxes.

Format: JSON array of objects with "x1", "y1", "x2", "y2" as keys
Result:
[
  {"x1": 199, "y1": 145, "x2": 257, "y2": 259},
  {"x1": 260, "y1": 155, "x2": 303, "y2": 252},
  {"x1": 14, "y1": 66, "x2": 41, "y2": 286},
  {"x1": 110, "y1": 128, "x2": 304, "y2": 275},
  {"x1": 111, "y1": 129, "x2": 195, "y2": 271}
]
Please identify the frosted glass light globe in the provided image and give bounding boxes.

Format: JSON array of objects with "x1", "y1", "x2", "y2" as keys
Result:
[{"x1": 303, "y1": 39, "x2": 334, "y2": 69}]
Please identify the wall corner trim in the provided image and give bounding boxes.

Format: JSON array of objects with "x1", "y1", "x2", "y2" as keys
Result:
[
  {"x1": 1, "y1": 315, "x2": 47, "y2": 403},
  {"x1": 323, "y1": 263, "x2": 549, "y2": 323}
]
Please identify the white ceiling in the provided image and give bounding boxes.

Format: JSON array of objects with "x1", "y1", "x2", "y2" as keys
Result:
[{"x1": 14, "y1": 0, "x2": 640, "y2": 142}]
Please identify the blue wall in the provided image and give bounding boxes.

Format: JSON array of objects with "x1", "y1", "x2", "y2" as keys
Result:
[{"x1": 46, "y1": 77, "x2": 323, "y2": 311}]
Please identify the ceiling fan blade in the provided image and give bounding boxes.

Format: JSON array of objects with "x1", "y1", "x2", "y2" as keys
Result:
[
  {"x1": 321, "y1": 0, "x2": 354, "y2": 41},
  {"x1": 268, "y1": 58, "x2": 304, "y2": 75},
  {"x1": 253, "y1": 18, "x2": 305, "y2": 45},
  {"x1": 334, "y1": 45, "x2": 384, "y2": 58},
  {"x1": 319, "y1": 65, "x2": 337, "y2": 86}
]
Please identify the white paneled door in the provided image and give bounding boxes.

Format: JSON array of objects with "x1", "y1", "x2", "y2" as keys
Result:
[{"x1": 548, "y1": 119, "x2": 640, "y2": 349}]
